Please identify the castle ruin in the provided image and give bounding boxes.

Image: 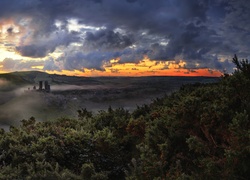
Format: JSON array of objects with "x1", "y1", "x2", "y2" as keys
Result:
[
  {"x1": 25, "y1": 80, "x2": 51, "y2": 93},
  {"x1": 39, "y1": 80, "x2": 50, "y2": 92}
]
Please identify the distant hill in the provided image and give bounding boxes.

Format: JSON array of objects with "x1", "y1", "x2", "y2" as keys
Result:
[{"x1": 0, "y1": 71, "x2": 50, "y2": 85}]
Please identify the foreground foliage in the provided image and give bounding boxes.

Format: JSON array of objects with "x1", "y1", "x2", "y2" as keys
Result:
[{"x1": 0, "y1": 56, "x2": 249, "y2": 179}]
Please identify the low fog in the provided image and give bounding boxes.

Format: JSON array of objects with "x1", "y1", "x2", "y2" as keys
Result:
[
  {"x1": 0, "y1": 81, "x2": 156, "y2": 130},
  {"x1": 0, "y1": 85, "x2": 79, "y2": 129},
  {"x1": 52, "y1": 84, "x2": 109, "y2": 91},
  {"x1": 0, "y1": 78, "x2": 14, "y2": 91},
  {"x1": 0, "y1": 79, "x2": 10, "y2": 86},
  {"x1": 0, "y1": 82, "x2": 141, "y2": 130}
]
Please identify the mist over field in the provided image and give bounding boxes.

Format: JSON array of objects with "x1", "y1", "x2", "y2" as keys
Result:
[
  {"x1": 0, "y1": 72, "x2": 219, "y2": 130},
  {"x1": 0, "y1": 79, "x2": 9, "y2": 86}
]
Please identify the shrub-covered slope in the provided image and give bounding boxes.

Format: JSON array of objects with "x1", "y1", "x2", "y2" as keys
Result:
[{"x1": 0, "y1": 56, "x2": 249, "y2": 179}]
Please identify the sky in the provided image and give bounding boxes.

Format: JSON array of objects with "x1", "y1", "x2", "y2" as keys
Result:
[{"x1": 0, "y1": 0, "x2": 249, "y2": 77}]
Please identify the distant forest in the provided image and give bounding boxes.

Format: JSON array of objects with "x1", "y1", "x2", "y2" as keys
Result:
[{"x1": 0, "y1": 55, "x2": 249, "y2": 179}]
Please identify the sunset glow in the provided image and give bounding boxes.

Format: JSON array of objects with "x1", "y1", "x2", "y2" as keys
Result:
[
  {"x1": 0, "y1": 0, "x2": 246, "y2": 77},
  {"x1": 44, "y1": 58, "x2": 222, "y2": 77}
]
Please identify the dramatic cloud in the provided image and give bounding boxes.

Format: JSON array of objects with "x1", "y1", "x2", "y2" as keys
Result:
[
  {"x1": 84, "y1": 29, "x2": 133, "y2": 51},
  {"x1": 0, "y1": 0, "x2": 249, "y2": 73},
  {"x1": 15, "y1": 30, "x2": 78, "y2": 58},
  {"x1": 61, "y1": 51, "x2": 119, "y2": 71}
]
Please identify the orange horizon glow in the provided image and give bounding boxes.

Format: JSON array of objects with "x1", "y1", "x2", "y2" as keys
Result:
[
  {"x1": 44, "y1": 69, "x2": 221, "y2": 77},
  {"x1": 43, "y1": 58, "x2": 222, "y2": 77},
  {"x1": 0, "y1": 56, "x2": 223, "y2": 77}
]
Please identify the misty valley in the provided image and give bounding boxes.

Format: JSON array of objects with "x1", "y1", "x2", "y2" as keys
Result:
[
  {"x1": 0, "y1": 58, "x2": 249, "y2": 179},
  {"x1": 0, "y1": 71, "x2": 218, "y2": 130}
]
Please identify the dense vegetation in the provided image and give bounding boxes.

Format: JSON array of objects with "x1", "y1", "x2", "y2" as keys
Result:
[{"x1": 0, "y1": 55, "x2": 249, "y2": 179}]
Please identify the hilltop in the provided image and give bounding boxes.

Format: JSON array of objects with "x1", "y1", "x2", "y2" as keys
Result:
[{"x1": 0, "y1": 71, "x2": 100, "y2": 87}]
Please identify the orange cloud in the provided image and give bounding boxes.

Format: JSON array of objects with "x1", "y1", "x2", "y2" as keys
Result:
[{"x1": 44, "y1": 57, "x2": 222, "y2": 77}]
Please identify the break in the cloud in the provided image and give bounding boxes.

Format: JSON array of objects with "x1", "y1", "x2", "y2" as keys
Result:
[
  {"x1": 0, "y1": 0, "x2": 249, "y2": 75},
  {"x1": 0, "y1": 58, "x2": 44, "y2": 71}
]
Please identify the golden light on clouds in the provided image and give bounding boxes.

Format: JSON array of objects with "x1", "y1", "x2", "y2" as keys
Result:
[
  {"x1": 31, "y1": 65, "x2": 44, "y2": 70},
  {"x1": 0, "y1": 49, "x2": 22, "y2": 61},
  {"x1": 0, "y1": 18, "x2": 32, "y2": 61},
  {"x1": 43, "y1": 56, "x2": 222, "y2": 77}
]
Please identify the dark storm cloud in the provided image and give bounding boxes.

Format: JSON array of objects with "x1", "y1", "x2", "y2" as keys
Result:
[
  {"x1": 91, "y1": 0, "x2": 103, "y2": 3},
  {"x1": 7, "y1": 27, "x2": 13, "y2": 34},
  {"x1": 59, "y1": 51, "x2": 121, "y2": 71},
  {"x1": 84, "y1": 29, "x2": 133, "y2": 51},
  {"x1": 15, "y1": 30, "x2": 78, "y2": 58},
  {"x1": 119, "y1": 48, "x2": 148, "y2": 64},
  {"x1": 126, "y1": 0, "x2": 138, "y2": 3},
  {"x1": 0, "y1": 0, "x2": 249, "y2": 72},
  {"x1": 16, "y1": 45, "x2": 48, "y2": 58},
  {"x1": 147, "y1": 43, "x2": 170, "y2": 60},
  {"x1": 220, "y1": 0, "x2": 250, "y2": 58}
]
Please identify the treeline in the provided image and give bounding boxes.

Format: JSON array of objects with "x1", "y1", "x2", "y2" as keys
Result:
[{"x1": 0, "y1": 55, "x2": 249, "y2": 179}]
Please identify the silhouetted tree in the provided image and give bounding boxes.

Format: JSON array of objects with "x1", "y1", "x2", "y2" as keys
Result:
[{"x1": 232, "y1": 54, "x2": 250, "y2": 77}]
